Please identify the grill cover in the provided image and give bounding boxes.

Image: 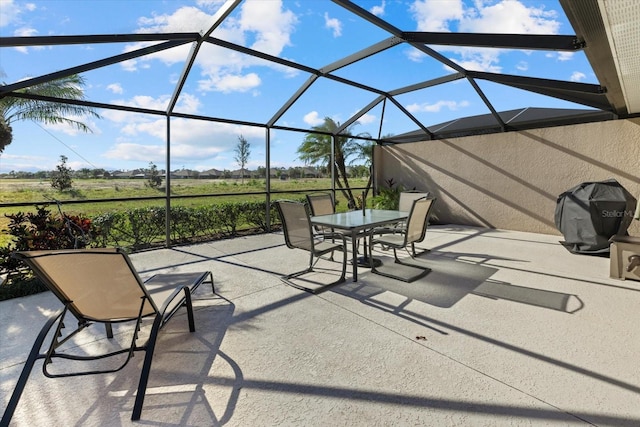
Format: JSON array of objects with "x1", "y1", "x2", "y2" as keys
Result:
[{"x1": 554, "y1": 179, "x2": 637, "y2": 254}]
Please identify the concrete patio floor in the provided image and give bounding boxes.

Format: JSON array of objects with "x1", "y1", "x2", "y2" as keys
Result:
[{"x1": 1, "y1": 225, "x2": 639, "y2": 426}]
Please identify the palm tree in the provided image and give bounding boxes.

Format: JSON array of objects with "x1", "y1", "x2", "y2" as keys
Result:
[
  {"x1": 0, "y1": 74, "x2": 100, "y2": 152},
  {"x1": 297, "y1": 117, "x2": 371, "y2": 209},
  {"x1": 350, "y1": 138, "x2": 375, "y2": 198}
]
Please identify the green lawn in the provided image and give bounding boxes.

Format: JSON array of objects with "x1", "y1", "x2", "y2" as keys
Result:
[{"x1": 0, "y1": 177, "x2": 369, "y2": 246}]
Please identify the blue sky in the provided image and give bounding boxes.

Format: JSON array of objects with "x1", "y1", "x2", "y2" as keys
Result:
[{"x1": 0, "y1": 0, "x2": 597, "y2": 174}]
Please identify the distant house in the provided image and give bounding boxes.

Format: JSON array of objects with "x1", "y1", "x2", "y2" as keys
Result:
[
  {"x1": 112, "y1": 170, "x2": 131, "y2": 179},
  {"x1": 269, "y1": 168, "x2": 288, "y2": 180},
  {"x1": 230, "y1": 168, "x2": 253, "y2": 179},
  {"x1": 200, "y1": 168, "x2": 223, "y2": 179},
  {"x1": 173, "y1": 169, "x2": 198, "y2": 179},
  {"x1": 113, "y1": 169, "x2": 145, "y2": 179},
  {"x1": 302, "y1": 167, "x2": 322, "y2": 178}
]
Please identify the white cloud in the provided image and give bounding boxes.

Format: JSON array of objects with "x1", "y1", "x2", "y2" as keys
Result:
[
  {"x1": 447, "y1": 47, "x2": 503, "y2": 72},
  {"x1": 1, "y1": 1, "x2": 41, "y2": 55},
  {"x1": 126, "y1": 1, "x2": 298, "y2": 94},
  {"x1": 119, "y1": 58, "x2": 139, "y2": 72},
  {"x1": 195, "y1": 0, "x2": 227, "y2": 10},
  {"x1": 175, "y1": 93, "x2": 201, "y2": 114},
  {"x1": 103, "y1": 142, "x2": 166, "y2": 162},
  {"x1": 356, "y1": 113, "x2": 376, "y2": 125},
  {"x1": 570, "y1": 71, "x2": 586, "y2": 82},
  {"x1": 556, "y1": 51, "x2": 574, "y2": 61},
  {"x1": 110, "y1": 93, "x2": 201, "y2": 116},
  {"x1": 0, "y1": 153, "x2": 53, "y2": 173},
  {"x1": 120, "y1": 94, "x2": 171, "y2": 111},
  {"x1": 104, "y1": 118, "x2": 264, "y2": 163},
  {"x1": 43, "y1": 115, "x2": 102, "y2": 137},
  {"x1": 102, "y1": 93, "x2": 201, "y2": 131},
  {"x1": 137, "y1": 6, "x2": 213, "y2": 33},
  {"x1": 405, "y1": 46, "x2": 426, "y2": 63},
  {"x1": 459, "y1": 0, "x2": 560, "y2": 34},
  {"x1": 198, "y1": 72, "x2": 261, "y2": 93},
  {"x1": 406, "y1": 100, "x2": 470, "y2": 113},
  {"x1": 516, "y1": 61, "x2": 528, "y2": 71},
  {"x1": 13, "y1": 26, "x2": 35, "y2": 36},
  {"x1": 370, "y1": 1, "x2": 386, "y2": 17},
  {"x1": 0, "y1": 0, "x2": 21, "y2": 27},
  {"x1": 12, "y1": 26, "x2": 40, "y2": 53},
  {"x1": 238, "y1": 0, "x2": 297, "y2": 54},
  {"x1": 410, "y1": 0, "x2": 464, "y2": 32},
  {"x1": 409, "y1": 0, "x2": 562, "y2": 73},
  {"x1": 107, "y1": 83, "x2": 124, "y2": 94},
  {"x1": 324, "y1": 12, "x2": 342, "y2": 37},
  {"x1": 121, "y1": 40, "x2": 192, "y2": 72},
  {"x1": 303, "y1": 111, "x2": 324, "y2": 126}
]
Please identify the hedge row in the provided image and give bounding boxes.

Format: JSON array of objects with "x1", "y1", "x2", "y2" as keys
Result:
[
  {"x1": 1, "y1": 198, "x2": 310, "y2": 300},
  {"x1": 91, "y1": 200, "x2": 287, "y2": 250}
]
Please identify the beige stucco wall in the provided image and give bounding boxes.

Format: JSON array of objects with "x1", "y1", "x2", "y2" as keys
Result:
[{"x1": 375, "y1": 118, "x2": 640, "y2": 236}]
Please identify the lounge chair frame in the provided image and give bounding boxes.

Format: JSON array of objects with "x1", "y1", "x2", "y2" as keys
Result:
[{"x1": 1, "y1": 248, "x2": 214, "y2": 423}]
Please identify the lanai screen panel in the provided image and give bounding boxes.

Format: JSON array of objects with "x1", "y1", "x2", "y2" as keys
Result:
[{"x1": 0, "y1": 0, "x2": 611, "y2": 177}]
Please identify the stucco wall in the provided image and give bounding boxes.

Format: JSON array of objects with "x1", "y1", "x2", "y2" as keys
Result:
[{"x1": 375, "y1": 118, "x2": 640, "y2": 236}]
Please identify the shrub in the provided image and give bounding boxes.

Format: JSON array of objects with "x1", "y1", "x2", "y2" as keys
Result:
[
  {"x1": 147, "y1": 162, "x2": 162, "y2": 189},
  {"x1": 51, "y1": 155, "x2": 73, "y2": 191},
  {"x1": 125, "y1": 207, "x2": 165, "y2": 250},
  {"x1": 0, "y1": 205, "x2": 99, "y2": 300},
  {"x1": 241, "y1": 201, "x2": 281, "y2": 232},
  {"x1": 2, "y1": 199, "x2": 290, "y2": 300},
  {"x1": 214, "y1": 202, "x2": 244, "y2": 236},
  {"x1": 372, "y1": 178, "x2": 404, "y2": 210}
]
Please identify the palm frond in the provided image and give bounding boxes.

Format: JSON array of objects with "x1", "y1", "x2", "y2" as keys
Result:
[{"x1": 0, "y1": 74, "x2": 100, "y2": 151}]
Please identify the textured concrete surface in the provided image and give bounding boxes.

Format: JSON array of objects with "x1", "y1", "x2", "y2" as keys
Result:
[
  {"x1": 1, "y1": 225, "x2": 640, "y2": 426},
  {"x1": 376, "y1": 118, "x2": 640, "y2": 236}
]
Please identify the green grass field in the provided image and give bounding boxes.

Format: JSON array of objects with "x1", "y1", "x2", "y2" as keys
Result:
[{"x1": 0, "y1": 177, "x2": 369, "y2": 246}]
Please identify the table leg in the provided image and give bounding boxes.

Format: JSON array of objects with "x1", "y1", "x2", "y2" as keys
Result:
[
  {"x1": 351, "y1": 230, "x2": 358, "y2": 281},
  {"x1": 356, "y1": 231, "x2": 382, "y2": 269}
]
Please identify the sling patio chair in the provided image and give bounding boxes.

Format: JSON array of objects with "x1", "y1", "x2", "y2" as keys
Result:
[
  {"x1": 373, "y1": 190, "x2": 430, "y2": 256},
  {"x1": 276, "y1": 200, "x2": 347, "y2": 294},
  {"x1": 306, "y1": 192, "x2": 364, "y2": 255},
  {"x1": 306, "y1": 192, "x2": 339, "y2": 244},
  {"x1": 1, "y1": 248, "x2": 214, "y2": 424},
  {"x1": 368, "y1": 197, "x2": 436, "y2": 282},
  {"x1": 399, "y1": 191, "x2": 430, "y2": 213}
]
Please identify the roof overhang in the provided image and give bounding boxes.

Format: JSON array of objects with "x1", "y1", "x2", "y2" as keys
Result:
[
  {"x1": 389, "y1": 108, "x2": 616, "y2": 143},
  {"x1": 560, "y1": 0, "x2": 640, "y2": 116}
]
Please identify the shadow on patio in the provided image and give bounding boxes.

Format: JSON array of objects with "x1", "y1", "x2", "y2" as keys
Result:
[{"x1": 2, "y1": 225, "x2": 640, "y2": 426}]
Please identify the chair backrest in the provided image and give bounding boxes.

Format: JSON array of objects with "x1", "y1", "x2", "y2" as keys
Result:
[
  {"x1": 276, "y1": 200, "x2": 314, "y2": 252},
  {"x1": 306, "y1": 193, "x2": 335, "y2": 216},
  {"x1": 399, "y1": 191, "x2": 430, "y2": 212},
  {"x1": 405, "y1": 197, "x2": 436, "y2": 245},
  {"x1": 13, "y1": 248, "x2": 158, "y2": 322}
]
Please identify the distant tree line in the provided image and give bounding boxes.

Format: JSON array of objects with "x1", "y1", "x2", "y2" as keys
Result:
[
  {"x1": 0, "y1": 164, "x2": 371, "y2": 180},
  {"x1": 0, "y1": 168, "x2": 111, "y2": 180}
]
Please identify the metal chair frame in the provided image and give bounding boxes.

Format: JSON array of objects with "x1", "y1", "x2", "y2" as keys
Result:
[
  {"x1": 1, "y1": 249, "x2": 214, "y2": 423},
  {"x1": 368, "y1": 197, "x2": 436, "y2": 282},
  {"x1": 276, "y1": 200, "x2": 347, "y2": 294}
]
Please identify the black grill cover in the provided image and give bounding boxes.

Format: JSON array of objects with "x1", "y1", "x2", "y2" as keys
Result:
[{"x1": 554, "y1": 179, "x2": 637, "y2": 254}]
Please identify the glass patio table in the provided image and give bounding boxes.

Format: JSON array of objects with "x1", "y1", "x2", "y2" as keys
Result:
[{"x1": 310, "y1": 209, "x2": 408, "y2": 282}]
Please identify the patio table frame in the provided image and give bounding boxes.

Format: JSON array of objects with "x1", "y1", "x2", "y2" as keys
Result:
[{"x1": 310, "y1": 209, "x2": 408, "y2": 282}]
